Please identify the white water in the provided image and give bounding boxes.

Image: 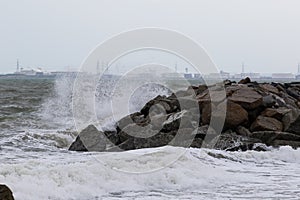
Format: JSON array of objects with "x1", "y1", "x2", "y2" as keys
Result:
[{"x1": 1, "y1": 146, "x2": 300, "y2": 199}]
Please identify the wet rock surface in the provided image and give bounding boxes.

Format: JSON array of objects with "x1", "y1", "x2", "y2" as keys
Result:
[
  {"x1": 0, "y1": 185, "x2": 14, "y2": 200},
  {"x1": 69, "y1": 78, "x2": 300, "y2": 152}
]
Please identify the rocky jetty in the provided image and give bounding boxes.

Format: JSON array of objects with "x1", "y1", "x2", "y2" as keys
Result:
[
  {"x1": 0, "y1": 185, "x2": 14, "y2": 200},
  {"x1": 69, "y1": 78, "x2": 300, "y2": 152}
]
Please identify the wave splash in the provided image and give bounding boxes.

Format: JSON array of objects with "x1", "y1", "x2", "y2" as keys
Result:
[{"x1": 1, "y1": 146, "x2": 300, "y2": 200}]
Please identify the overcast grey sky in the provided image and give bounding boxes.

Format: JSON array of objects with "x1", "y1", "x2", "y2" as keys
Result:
[{"x1": 0, "y1": 0, "x2": 300, "y2": 74}]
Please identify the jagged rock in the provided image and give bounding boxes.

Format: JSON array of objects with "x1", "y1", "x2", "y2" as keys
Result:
[
  {"x1": 117, "y1": 112, "x2": 148, "y2": 130},
  {"x1": 259, "y1": 84, "x2": 279, "y2": 94},
  {"x1": 0, "y1": 185, "x2": 14, "y2": 200},
  {"x1": 247, "y1": 107, "x2": 265, "y2": 123},
  {"x1": 195, "y1": 125, "x2": 209, "y2": 139},
  {"x1": 275, "y1": 83, "x2": 286, "y2": 92},
  {"x1": 271, "y1": 140, "x2": 300, "y2": 149},
  {"x1": 250, "y1": 131, "x2": 300, "y2": 145},
  {"x1": 262, "y1": 95, "x2": 276, "y2": 107},
  {"x1": 286, "y1": 87, "x2": 300, "y2": 100},
  {"x1": 177, "y1": 96, "x2": 199, "y2": 110},
  {"x1": 261, "y1": 107, "x2": 291, "y2": 120},
  {"x1": 282, "y1": 105, "x2": 300, "y2": 131},
  {"x1": 162, "y1": 110, "x2": 197, "y2": 132},
  {"x1": 228, "y1": 87, "x2": 263, "y2": 110},
  {"x1": 149, "y1": 114, "x2": 168, "y2": 130},
  {"x1": 273, "y1": 94, "x2": 287, "y2": 107},
  {"x1": 118, "y1": 124, "x2": 159, "y2": 143},
  {"x1": 286, "y1": 116, "x2": 300, "y2": 135},
  {"x1": 133, "y1": 132, "x2": 174, "y2": 149},
  {"x1": 236, "y1": 126, "x2": 251, "y2": 137},
  {"x1": 140, "y1": 95, "x2": 176, "y2": 116},
  {"x1": 280, "y1": 92, "x2": 299, "y2": 108},
  {"x1": 190, "y1": 138, "x2": 203, "y2": 148},
  {"x1": 250, "y1": 116, "x2": 283, "y2": 132},
  {"x1": 69, "y1": 125, "x2": 114, "y2": 152},
  {"x1": 226, "y1": 85, "x2": 240, "y2": 96},
  {"x1": 238, "y1": 77, "x2": 251, "y2": 84},
  {"x1": 224, "y1": 101, "x2": 248, "y2": 129},
  {"x1": 201, "y1": 101, "x2": 248, "y2": 129}
]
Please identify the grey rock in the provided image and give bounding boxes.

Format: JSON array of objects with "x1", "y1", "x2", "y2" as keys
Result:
[
  {"x1": 228, "y1": 87, "x2": 263, "y2": 110},
  {"x1": 286, "y1": 116, "x2": 300, "y2": 135},
  {"x1": 261, "y1": 107, "x2": 291, "y2": 120},
  {"x1": 271, "y1": 140, "x2": 300, "y2": 149},
  {"x1": 69, "y1": 125, "x2": 112, "y2": 152},
  {"x1": 236, "y1": 126, "x2": 251, "y2": 137},
  {"x1": 250, "y1": 116, "x2": 283, "y2": 132},
  {"x1": 0, "y1": 185, "x2": 14, "y2": 200},
  {"x1": 250, "y1": 131, "x2": 300, "y2": 145},
  {"x1": 262, "y1": 95, "x2": 276, "y2": 107}
]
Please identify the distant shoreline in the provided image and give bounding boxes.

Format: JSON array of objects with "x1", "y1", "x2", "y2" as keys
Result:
[{"x1": 1, "y1": 73, "x2": 300, "y2": 84}]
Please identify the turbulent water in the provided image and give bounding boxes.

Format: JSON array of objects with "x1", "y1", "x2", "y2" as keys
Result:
[{"x1": 0, "y1": 76, "x2": 300, "y2": 200}]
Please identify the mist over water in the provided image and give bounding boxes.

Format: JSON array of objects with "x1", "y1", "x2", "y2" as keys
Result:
[{"x1": 0, "y1": 76, "x2": 300, "y2": 200}]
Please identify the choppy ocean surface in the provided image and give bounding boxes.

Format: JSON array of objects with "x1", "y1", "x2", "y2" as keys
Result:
[{"x1": 0, "y1": 76, "x2": 300, "y2": 200}]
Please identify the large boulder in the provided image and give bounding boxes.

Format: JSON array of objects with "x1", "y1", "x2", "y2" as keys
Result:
[
  {"x1": 286, "y1": 116, "x2": 300, "y2": 135},
  {"x1": 69, "y1": 125, "x2": 117, "y2": 152},
  {"x1": 259, "y1": 84, "x2": 279, "y2": 95},
  {"x1": 262, "y1": 95, "x2": 277, "y2": 107},
  {"x1": 228, "y1": 87, "x2": 263, "y2": 110},
  {"x1": 282, "y1": 105, "x2": 300, "y2": 132},
  {"x1": 201, "y1": 100, "x2": 248, "y2": 129},
  {"x1": 0, "y1": 185, "x2": 14, "y2": 200},
  {"x1": 286, "y1": 87, "x2": 300, "y2": 101},
  {"x1": 140, "y1": 95, "x2": 178, "y2": 116},
  {"x1": 250, "y1": 116, "x2": 283, "y2": 132},
  {"x1": 163, "y1": 110, "x2": 197, "y2": 131},
  {"x1": 133, "y1": 132, "x2": 174, "y2": 149},
  {"x1": 117, "y1": 112, "x2": 149, "y2": 130},
  {"x1": 238, "y1": 77, "x2": 251, "y2": 84},
  {"x1": 224, "y1": 101, "x2": 248, "y2": 129},
  {"x1": 261, "y1": 107, "x2": 291, "y2": 120}
]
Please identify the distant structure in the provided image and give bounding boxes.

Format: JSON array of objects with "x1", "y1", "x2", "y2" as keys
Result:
[
  {"x1": 272, "y1": 73, "x2": 295, "y2": 80},
  {"x1": 96, "y1": 60, "x2": 100, "y2": 74},
  {"x1": 16, "y1": 59, "x2": 20, "y2": 73},
  {"x1": 220, "y1": 70, "x2": 230, "y2": 79},
  {"x1": 234, "y1": 63, "x2": 261, "y2": 79},
  {"x1": 207, "y1": 70, "x2": 230, "y2": 80},
  {"x1": 194, "y1": 73, "x2": 202, "y2": 78},
  {"x1": 242, "y1": 62, "x2": 245, "y2": 74},
  {"x1": 184, "y1": 73, "x2": 193, "y2": 79},
  {"x1": 296, "y1": 63, "x2": 300, "y2": 80}
]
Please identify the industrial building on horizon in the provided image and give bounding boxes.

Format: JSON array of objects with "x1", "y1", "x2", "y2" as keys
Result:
[{"x1": 2, "y1": 60, "x2": 300, "y2": 81}]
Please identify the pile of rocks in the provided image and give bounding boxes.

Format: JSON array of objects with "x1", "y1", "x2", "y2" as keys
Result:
[{"x1": 69, "y1": 78, "x2": 300, "y2": 152}]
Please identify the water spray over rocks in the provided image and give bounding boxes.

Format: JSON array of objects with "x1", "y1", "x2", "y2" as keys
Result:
[{"x1": 69, "y1": 78, "x2": 300, "y2": 152}]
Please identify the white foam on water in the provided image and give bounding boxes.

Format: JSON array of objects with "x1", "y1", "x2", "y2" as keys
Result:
[{"x1": 1, "y1": 146, "x2": 300, "y2": 200}]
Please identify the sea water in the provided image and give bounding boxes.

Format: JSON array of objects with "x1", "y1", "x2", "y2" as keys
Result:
[{"x1": 0, "y1": 76, "x2": 299, "y2": 200}]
